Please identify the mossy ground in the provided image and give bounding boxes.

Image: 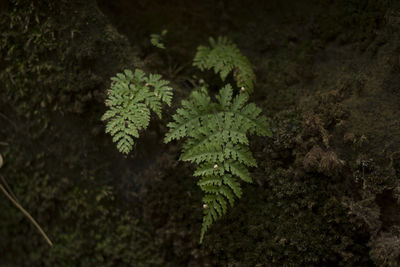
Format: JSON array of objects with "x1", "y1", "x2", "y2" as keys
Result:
[{"x1": 1, "y1": 0, "x2": 399, "y2": 266}]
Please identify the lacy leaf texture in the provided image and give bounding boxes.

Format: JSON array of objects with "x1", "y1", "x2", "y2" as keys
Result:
[
  {"x1": 102, "y1": 69, "x2": 172, "y2": 154},
  {"x1": 193, "y1": 36, "x2": 256, "y2": 92},
  {"x1": 165, "y1": 85, "x2": 271, "y2": 243}
]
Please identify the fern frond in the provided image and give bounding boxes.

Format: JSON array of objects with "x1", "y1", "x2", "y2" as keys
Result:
[
  {"x1": 102, "y1": 69, "x2": 173, "y2": 154},
  {"x1": 193, "y1": 36, "x2": 256, "y2": 92},
  {"x1": 165, "y1": 84, "x2": 271, "y2": 243},
  {"x1": 150, "y1": 29, "x2": 167, "y2": 49}
]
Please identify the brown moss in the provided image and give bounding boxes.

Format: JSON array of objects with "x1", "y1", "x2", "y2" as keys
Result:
[
  {"x1": 370, "y1": 231, "x2": 400, "y2": 267},
  {"x1": 303, "y1": 145, "x2": 343, "y2": 177}
]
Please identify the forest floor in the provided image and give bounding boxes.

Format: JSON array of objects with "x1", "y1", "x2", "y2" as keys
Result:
[{"x1": 1, "y1": 0, "x2": 400, "y2": 266}]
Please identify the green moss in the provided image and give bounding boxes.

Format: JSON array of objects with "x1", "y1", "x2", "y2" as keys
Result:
[
  {"x1": 0, "y1": 1, "x2": 160, "y2": 266},
  {"x1": 0, "y1": 169, "x2": 162, "y2": 266},
  {"x1": 0, "y1": 0, "x2": 139, "y2": 117}
]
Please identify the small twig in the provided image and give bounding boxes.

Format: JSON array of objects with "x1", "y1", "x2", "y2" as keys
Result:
[
  {"x1": 0, "y1": 175, "x2": 18, "y2": 202},
  {"x1": 0, "y1": 184, "x2": 53, "y2": 246},
  {"x1": 0, "y1": 142, "x2": 9, "y2": 146}
]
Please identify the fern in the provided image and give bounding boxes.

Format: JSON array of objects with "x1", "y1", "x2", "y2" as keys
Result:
[
  {"x1": 193, "y1": 36, "x2": 256, "y2": 92},
  {"x1": 165, "y1": 85, "x2": 271, "y2": 243},
  {"x1": 150, "y1": 29, "x2": 168, "y2": 49},
  {"x1": 102, "y1": 35, "x2": 268, "y2": 243},
  {"x1": 102, "y1": 69, "x2": 173, "y2": 154}
]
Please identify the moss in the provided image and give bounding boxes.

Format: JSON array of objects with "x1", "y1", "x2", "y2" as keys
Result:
[
  {"x1": 200, "y1": 168, "x2": 371, "y2": 266},
  {"x1": 0, "y1": 1, "x2": 160, "y2": 266},
  {"x1": 0, "y1": 169, "x2": 163, "y2": 266},
  {"x1": 310, "y1": 0, "x2": 389, "y2": 47},
  {"x1": 0, "y1": 0, "x2": 140, "y2": 117}
]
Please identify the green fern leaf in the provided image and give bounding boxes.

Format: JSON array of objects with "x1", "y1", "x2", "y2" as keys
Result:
[
  {"x1": 102, "y1": 69, "x2": 173, "y2": 154},
  {"x1": 164, "y1": 91, "x2": 214, "y2": 143},
  {"x1": 224, "y1": 161, "x2": 252, "y2": 183},
  {"x1": 165, "y1": 84, "x2": 270, "y2": 243},
  {"x1": 197, "y1": 176, "x2": 222, "y2": 187},
  {"x1": 222, "y1": 175, "x2": 242, "y2": 198},
  {"x1": 193, "y1": 36, "x2": 256, "y2": 92},
  {"x1": 150, "y1": 29, "x2": 167, "y2": 49}
]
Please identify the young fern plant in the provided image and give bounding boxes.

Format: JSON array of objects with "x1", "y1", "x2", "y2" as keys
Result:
[
  {"x1": 102, "y1": 36, "x2": 270, "y2": 243},
  {"x1": 165, "y1": 85, "x2": 271, "y2": 243},
  {"x1": 102, "y1": 69, "x2": 172, "y2": 154},
  {"x1": 193, "y1": 36, "x2": 256, "y2": 92}
]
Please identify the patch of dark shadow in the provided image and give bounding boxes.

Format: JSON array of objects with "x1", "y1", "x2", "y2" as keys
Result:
[
  {"x1": 382, "y1": 75, "x2": 400, "y2": 98},
  {"x1": 109, "y1": 118, "x2": 172, "y2": 199},
  {"x1": 376, "y1": 190, "x2": 400, "y2": 231}
]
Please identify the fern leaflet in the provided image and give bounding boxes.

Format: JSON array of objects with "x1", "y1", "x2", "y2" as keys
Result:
[
  {"x1": 102, "y1": 69, "x2": 172, "y2": 154},
  {"x1": 193, "y1": 37, "x2": 256, "y2": 92},
  {"x1": 150, "y1": 29, "x2": 168, "y2": 49}
]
